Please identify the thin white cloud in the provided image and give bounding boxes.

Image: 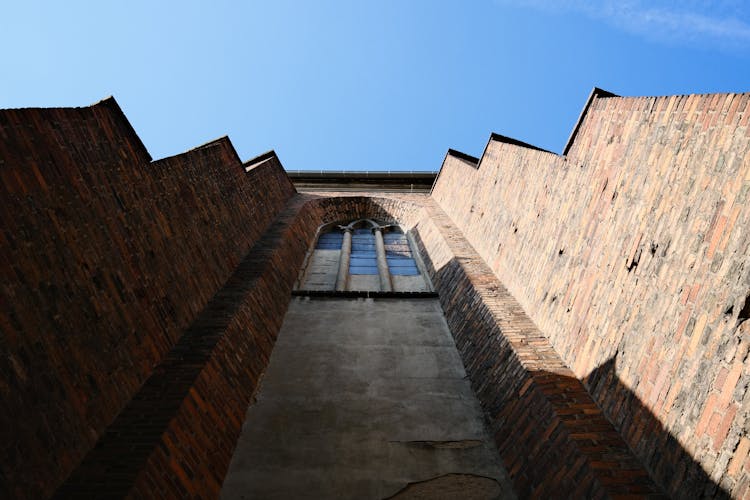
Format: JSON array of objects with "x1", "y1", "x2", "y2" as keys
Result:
[{"x1": 502, "y1": 0, "x2": 750, "y2": 49}]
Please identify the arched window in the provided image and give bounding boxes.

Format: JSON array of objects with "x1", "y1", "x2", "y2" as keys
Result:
[{"x1": 298, "y1": 219, "x2": 431, "y2": 292}]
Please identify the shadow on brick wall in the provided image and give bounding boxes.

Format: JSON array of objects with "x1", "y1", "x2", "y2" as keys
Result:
[
  {"x1": 585, "y1": 356, "x2": 731, "y2": 498},
  {"x1": 409, "y1": 220, "x2": 729, "y2": 497}
]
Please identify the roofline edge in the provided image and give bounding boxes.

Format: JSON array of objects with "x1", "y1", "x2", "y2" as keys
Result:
[{"x1": 562, "y1": 87, "x2": 618, "y2": 156}]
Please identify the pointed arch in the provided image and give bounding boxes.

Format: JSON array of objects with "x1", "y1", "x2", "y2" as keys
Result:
[{"x1": 294, "y1": 199, "x2": 432, "y2": 293}]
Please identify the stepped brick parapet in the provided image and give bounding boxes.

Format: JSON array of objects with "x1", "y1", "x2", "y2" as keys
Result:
[{"x1": 432, "y1": 91, "x2": 750, "y2": 498}]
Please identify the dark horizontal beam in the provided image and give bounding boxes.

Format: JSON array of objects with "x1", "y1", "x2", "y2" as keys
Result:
[
  {"x1": 287, "y1": 170, "x2": 437, "y2": 192},
  {"x1": 286, "y1": 170, "x2": 436, "y2": 180}
]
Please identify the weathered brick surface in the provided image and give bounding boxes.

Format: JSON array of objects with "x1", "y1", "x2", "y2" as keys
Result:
[
  {"x1": 0, "y1": 99, "x2": 295, "y2": 498},
  {"x1": 432, "y1": 92, "x2": 750, "y2": 497},
  {"x1": 2, "y1": 137, "x2": 670, "y2": 499}
]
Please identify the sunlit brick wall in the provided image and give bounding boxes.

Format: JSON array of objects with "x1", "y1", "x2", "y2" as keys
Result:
[{"x1": 432, "y1": 92, "x2": 750, "y2": 497}]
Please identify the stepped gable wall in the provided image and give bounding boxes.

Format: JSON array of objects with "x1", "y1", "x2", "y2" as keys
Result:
[
  {"x1": 432, "y1": 91, "x2": 750, "y2": 497},
  {"x1": 0, "y1": 100, "x2": 295, "y2": 498}
]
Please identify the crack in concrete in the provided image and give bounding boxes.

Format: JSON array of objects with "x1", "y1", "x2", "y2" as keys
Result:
[{"x1": 389, "y1": 439, "x2": 483, "y2": 449}]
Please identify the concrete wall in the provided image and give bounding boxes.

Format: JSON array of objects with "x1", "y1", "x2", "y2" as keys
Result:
[
  {"x1": 392, "y1": 274, "x2": 430, "y2": 292},
  {"x1": 432, "y1": 92, "x2": 750, "y2": 497},
  {"x1": 299, "y1": 249, "x2": 341, "y2": 290},
  {"x1": 222, "y1": 296, "x2": 514, "y2": 499},
  {"x1": 0, "y1": 99, "x2": 295, "y2": 498}
]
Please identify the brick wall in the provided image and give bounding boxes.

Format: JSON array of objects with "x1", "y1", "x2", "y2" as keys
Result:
[
  {"x1": 1, "y1": 142, "x2": 673, "y2": 498},
  {"x1": 6, "y1": 90, "x2": 748, "y2": 498},
  {"x1": 432, "y1": 92, "x2": 750, "y2": 497},
  {"x1": 0, "y1": 99, "x2": 295, "y2": 498}
]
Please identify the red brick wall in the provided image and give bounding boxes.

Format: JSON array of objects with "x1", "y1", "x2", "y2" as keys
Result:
[
  {"x1": 0, "y1": 99, "x2": 295, "y2": 498},
  {"x1": 432, "y1": 92, "x2": 750, "y2": 497},
  {"x1": 127, "y1": 194, "x2": 434, "y2": 498},
  {"x1": 58, "y1": 195, "x2": 313, "y2": 498}
]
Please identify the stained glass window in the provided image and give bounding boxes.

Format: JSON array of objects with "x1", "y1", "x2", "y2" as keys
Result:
[
  {"x1": 315, "y1": 230, "x2": 344, "y2": 250},
  {"x1": 350, "y1": 228, "x2": 378, "y2": 275}
]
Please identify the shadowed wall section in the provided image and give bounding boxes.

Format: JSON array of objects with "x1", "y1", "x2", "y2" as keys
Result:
[
  {"x1": 432, "y1": 91, "x2": 750, "y2": 497},
  {"x1": 53, "y1": 194, "x2": 431, "y2": 498},
  {"x1": 0, "y1": 100, "x2": 295, "y2": 498}
]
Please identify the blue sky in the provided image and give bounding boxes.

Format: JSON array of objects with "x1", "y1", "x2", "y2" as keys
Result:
[{"x1": 2, "y1": 1, "x2": 749, "y2": 171}]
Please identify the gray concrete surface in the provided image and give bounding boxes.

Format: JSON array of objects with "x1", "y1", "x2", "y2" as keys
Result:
[
  {"x1": 391, "y1": 274, "x2": 430, "y2": 292},
  {"x1": 300, "y1": 249, "x2": 340, "y2": 290},
  {"x1": 221, "y1": 297, "x2": 516, "y2": 499}
]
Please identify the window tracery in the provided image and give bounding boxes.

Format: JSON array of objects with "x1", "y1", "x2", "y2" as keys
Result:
[{"x1": 298, "y1": 218, "x2": 430, "y2": 292}]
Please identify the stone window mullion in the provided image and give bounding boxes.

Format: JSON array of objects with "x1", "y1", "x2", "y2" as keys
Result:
[{"x1": 373, "y1": 226, "x2": 393, "y2": 292}]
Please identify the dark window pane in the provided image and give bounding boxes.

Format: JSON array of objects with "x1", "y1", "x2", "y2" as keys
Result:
[
  {"x1": 350, "y1": 266, "x2": 379, "y2": 275},
  {"x1": 391, "y1": 266, "x2": 420, "y2": 276},
  {"x1": 349, "y1": 257, "x2": 378, "y2": 267},
  {"x1": 387, "y1": 240, "x2": 420, "y2": 274},
  {"x1": 387, "y1": 258, "x2": 417, "y2": 267},
  {"x1": 383, "y1": 234, "x2": 407, "y2": 242},
  {"x1": 351, "y1": 250, "x2": 376, "y2": 257},
  {"x1": 316, "y1": 231, "x2": 343, "y2": 249},
  {"x1": 350, "y1": 230, "x2": 378, "y2": 275}
]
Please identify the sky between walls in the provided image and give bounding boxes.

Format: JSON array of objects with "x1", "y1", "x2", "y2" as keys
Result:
[{"x1": 2, "y1": 0, "x2": 749, "y2": 171}]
